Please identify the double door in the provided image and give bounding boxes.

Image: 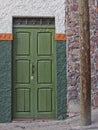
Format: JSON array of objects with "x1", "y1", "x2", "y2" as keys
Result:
[{"x1": 13, "y1": 26, "x2": 56, "y2": 118}]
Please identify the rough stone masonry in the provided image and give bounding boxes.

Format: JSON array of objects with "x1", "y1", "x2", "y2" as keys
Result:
[{"x1": 66, "y1": 0, "x2": 98, "y2": 113}]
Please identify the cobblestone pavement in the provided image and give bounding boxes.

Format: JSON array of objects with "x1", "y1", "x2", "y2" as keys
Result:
[{"x1": 0, "y1": 108, "x2": 98, "y2": 130}]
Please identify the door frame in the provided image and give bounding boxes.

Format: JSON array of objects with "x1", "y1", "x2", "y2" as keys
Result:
[
  {"x1": 12, "y1": 25, "x2": 57, "y2": 119},
  {"x1": 12, "y1": 21, "x2": 67, "y2": 120}
]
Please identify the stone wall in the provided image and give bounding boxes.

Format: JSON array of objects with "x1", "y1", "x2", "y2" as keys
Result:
[{"x1": 66, "y1": 0, "x2": 98, "y2": 113}]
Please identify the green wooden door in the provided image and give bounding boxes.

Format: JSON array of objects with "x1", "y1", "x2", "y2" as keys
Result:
[{"x1": 13, "y1": 26, "x2": 56, "y2": 119}]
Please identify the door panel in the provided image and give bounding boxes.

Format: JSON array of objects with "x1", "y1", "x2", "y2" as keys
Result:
[
  {"x1": 16, "y1": 89, "x2": 30, "y2": 112},
  {"x1": 16, "y1": 60, "x2": 30, "y2": 83},
  {"x1": 13, "y1": 26, "x2": 56, "y2": 119},
  {"x1": 37, "y1": 60, "x2": 52, "y2": 83},
  {"x1": 37, "y1": 32, "x2": 52, "y2": 56},
  {"x1": 16, "y1": 32, "x2": 30, "y2": 55},
  {"x1": 38, "y1": 88, "x2": 52, "y2": 112}
]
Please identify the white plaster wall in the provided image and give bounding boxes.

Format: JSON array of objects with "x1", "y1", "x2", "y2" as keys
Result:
[{"x1": 0, "y1": 0, "x2": 65, "y2": 33}]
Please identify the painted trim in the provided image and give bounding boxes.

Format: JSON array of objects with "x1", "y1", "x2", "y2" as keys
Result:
[
  {"x1": 55, "y1": 34, "x2": 66, "y2": 41},
  {"x1": 0, "y1": 34, "x2": 13, "y2": 40},
  {"x1": 0, "y1": 33, "x2": 66, "y2": 41}
]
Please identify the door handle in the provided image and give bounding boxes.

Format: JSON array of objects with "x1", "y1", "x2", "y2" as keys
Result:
[{"x1": 32, "y1": 64, "x2": 35, "y2": 75}]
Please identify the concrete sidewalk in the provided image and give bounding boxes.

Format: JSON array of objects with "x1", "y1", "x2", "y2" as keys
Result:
[
  {"x1": 66, "y1": 108, "x2": 98, "y2": 130},
  {"x1": 0, "y1": 108, "x2": 98, "y2": 130}
]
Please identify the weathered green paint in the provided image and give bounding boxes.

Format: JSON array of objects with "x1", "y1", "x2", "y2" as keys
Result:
[
  {"x1": 34, "y1": 28, "x2": 56, "y2": 118},
  {"x1": 56, "y1": 40, "x2": 67, "y2": 120},
  {"x1": 0, "y1": 41, "x2": 12, "y2": 123},
  {"x1": 13, "y1": 26, "x2": 56, "y2": 119}
]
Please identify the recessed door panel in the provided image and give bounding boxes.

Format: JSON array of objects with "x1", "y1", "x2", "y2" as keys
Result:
[
  {"x1": 16, "y1": 60, "x2": 30, "y2": 83},
  {"x1": 37, "y1": 32, "x2": 52, "y2": 56},
  {"x1": 16, "y1": 89, "x2": 30, "y2": 112},
  {"x1": 38, "y1": 88, "x2": 52, "y2": 112},
  {"x1": 15, "y1": 32, "x2": 30, "y2": 56},
  {"x1": 37, "y1": 60, "x2": 52, "y2": 83}
]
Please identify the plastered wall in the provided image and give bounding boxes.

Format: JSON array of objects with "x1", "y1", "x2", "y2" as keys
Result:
[{"x1": 0, "y1": 0, "x2": 65, "y2": 34}]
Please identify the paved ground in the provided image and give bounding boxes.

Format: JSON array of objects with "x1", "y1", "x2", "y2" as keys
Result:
[{"x1": 0, "y1": 108, "x2": 98, "y2": 130}]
